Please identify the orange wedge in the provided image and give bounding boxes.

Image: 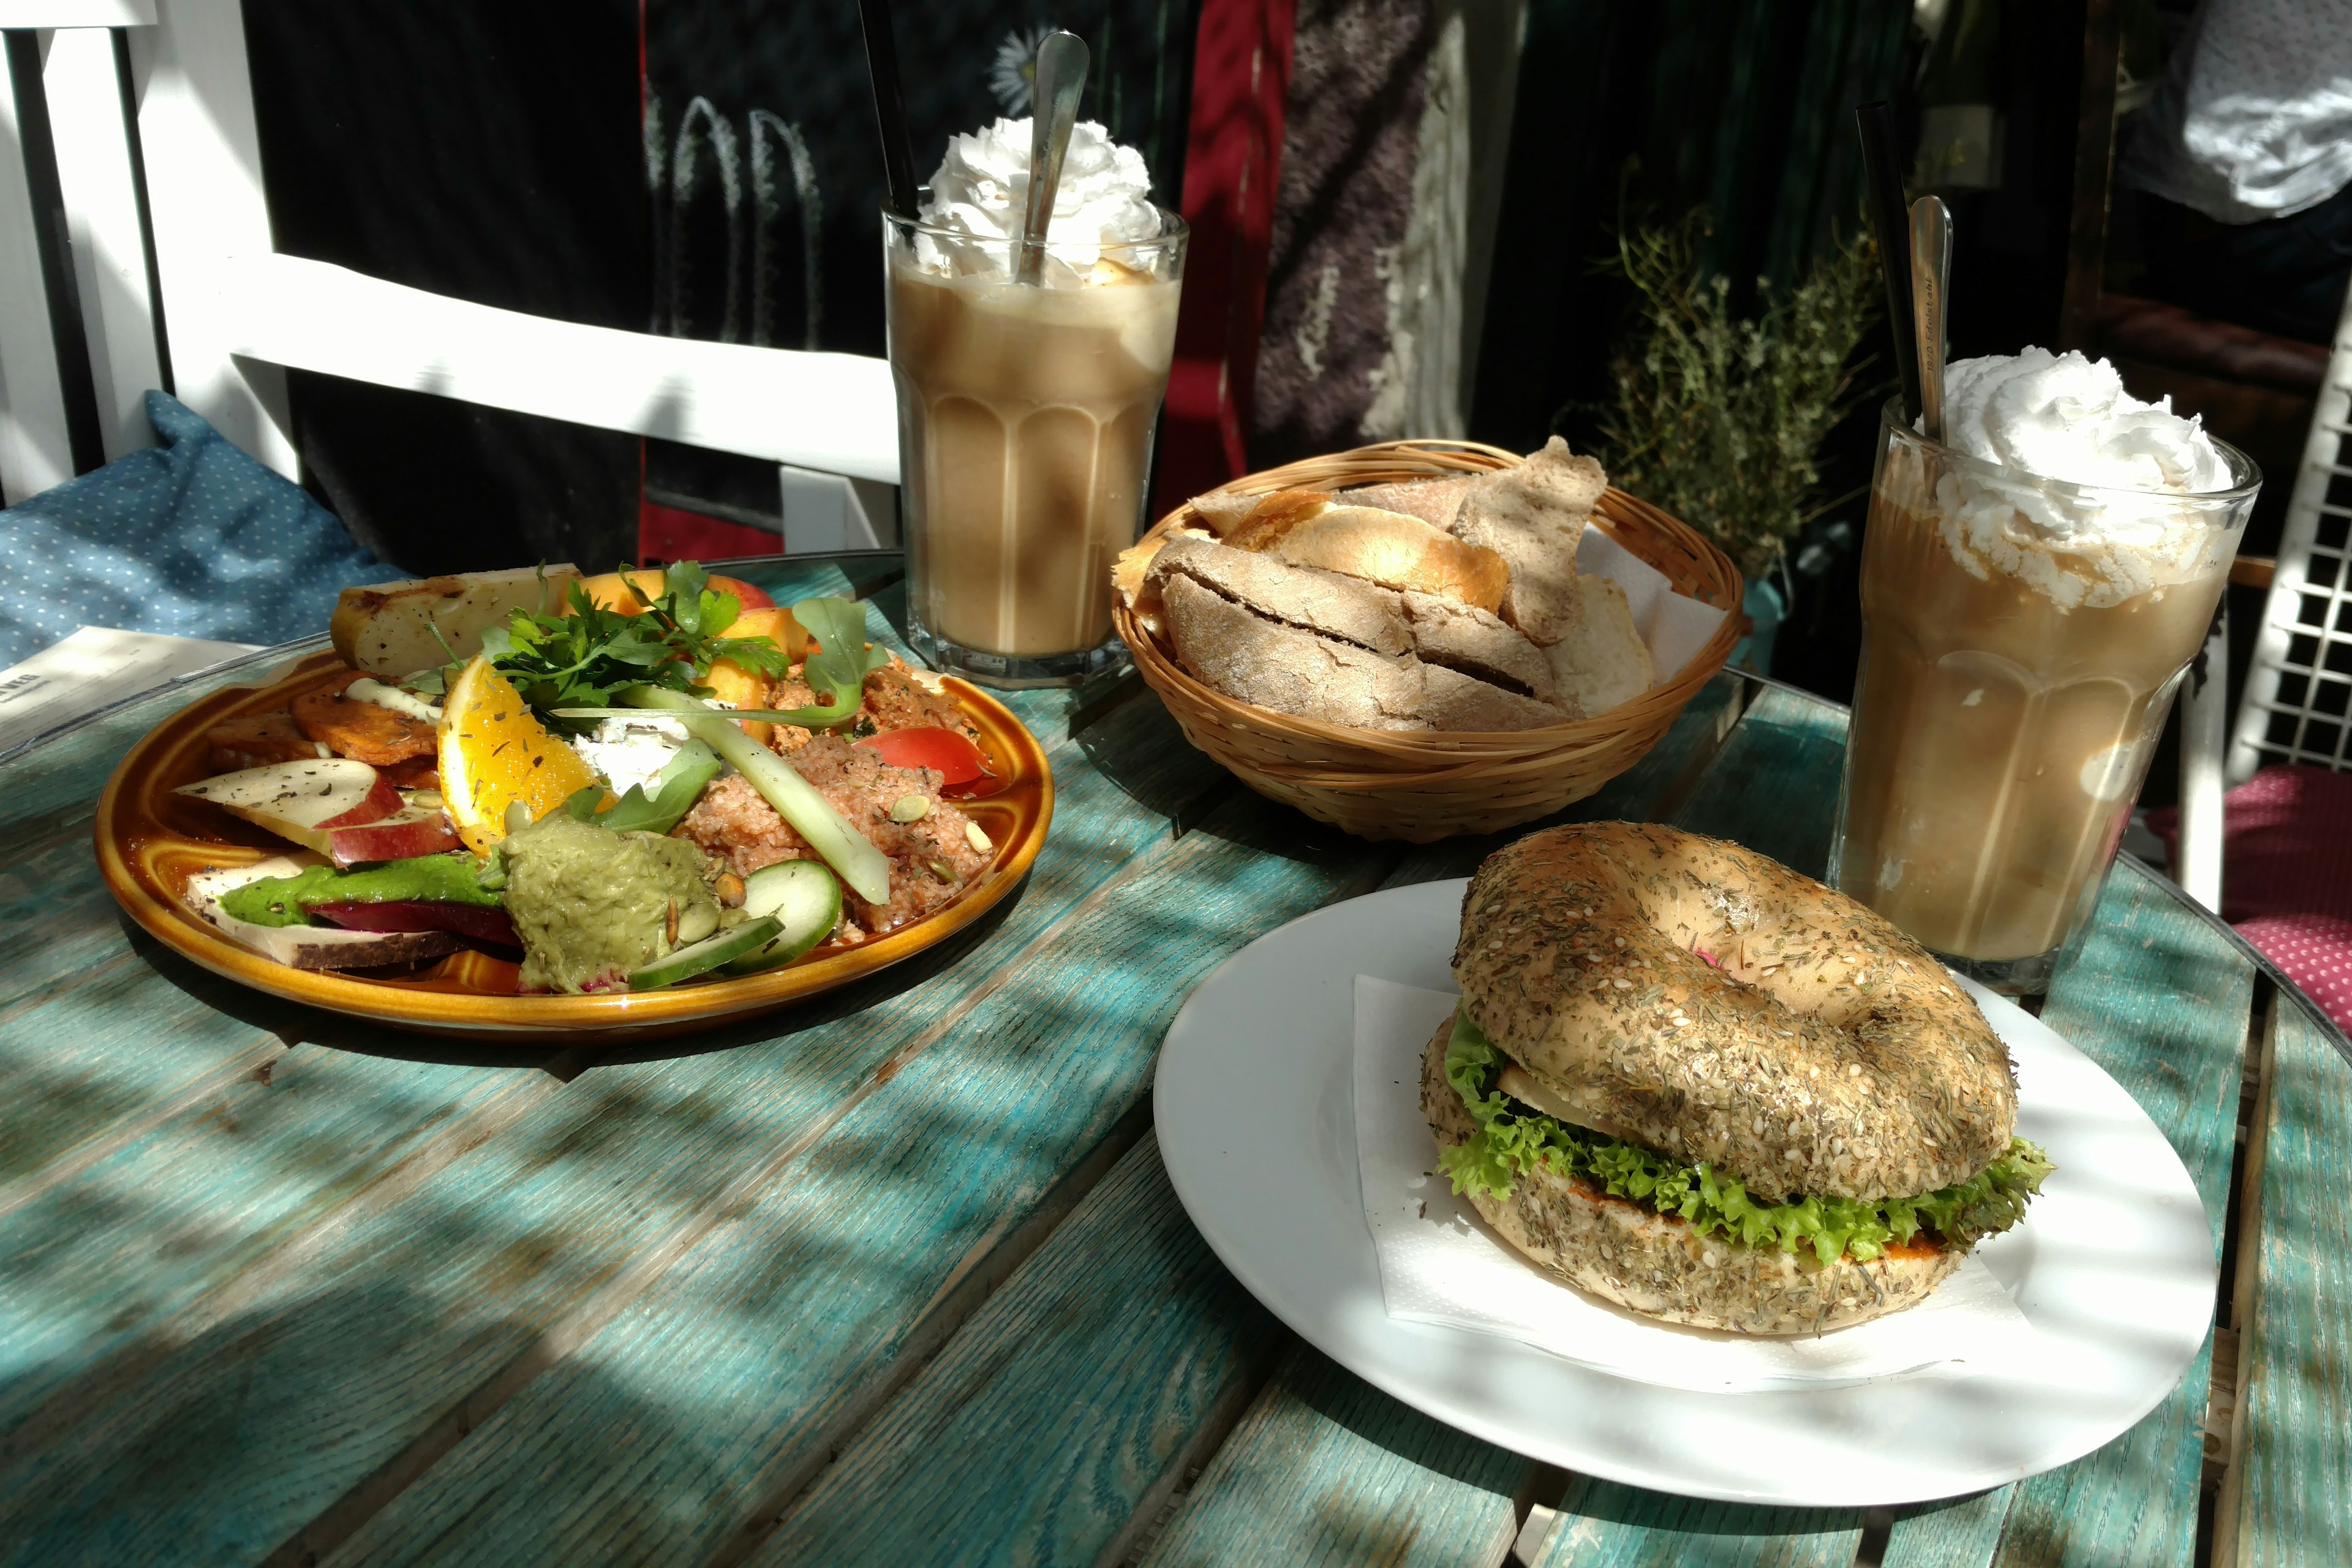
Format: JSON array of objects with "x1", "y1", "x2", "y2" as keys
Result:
[
  {"x1": 702, "y1": 606, "x2": 805, "y2": 748},
  {"x1": 438, "y1": 654, "x2": 604, "y2": 853}
]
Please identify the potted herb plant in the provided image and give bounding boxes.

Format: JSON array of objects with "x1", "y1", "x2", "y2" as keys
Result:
[{"x1": 1589, "y1": 212, "x2": 1883, "y2": 673}]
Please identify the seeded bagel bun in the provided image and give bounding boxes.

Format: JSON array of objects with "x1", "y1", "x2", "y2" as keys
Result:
[
  {"x1": 1419, "y1": 1024, "x2": 1963, "y2": 1335},
  {"x1": 1453, "y1": 823, "x2": 2016, "y2": 1205}
]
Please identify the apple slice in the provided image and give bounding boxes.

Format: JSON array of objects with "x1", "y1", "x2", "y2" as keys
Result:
[
  {"x1": 310, "y1": 900, "x2": 518, "y2": 948},
  {"x1": 325, "y1": 805, "x2": 463, "y2": 866},
  {"x1": 184, "y1": 860, "x2": 463, "y2": 971},
  {"x1": 176, "y1": 759, "x2": 402, "y2": 855}
]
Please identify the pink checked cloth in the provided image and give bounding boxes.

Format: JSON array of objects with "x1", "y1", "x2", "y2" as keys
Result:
[{"x1": 2148, "y1": 764, "x2": 2352, "y2": 1031}]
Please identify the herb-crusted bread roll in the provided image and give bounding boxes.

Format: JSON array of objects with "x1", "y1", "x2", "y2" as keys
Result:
[
  {"x1": 1454, "y1": 823, "x2": 2019, "y2": 1202},
  {"x1": 1420, "y1": 1023, "x2": 1967, "y2": 1333},
  {"x1": 1425, "y1": 822, "x2": 2052, "y2": 1334}
]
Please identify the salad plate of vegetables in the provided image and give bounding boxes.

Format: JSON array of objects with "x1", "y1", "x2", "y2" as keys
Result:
[{"x1": 94, "y1": 562, "x2": 1052, "y2": 1041}]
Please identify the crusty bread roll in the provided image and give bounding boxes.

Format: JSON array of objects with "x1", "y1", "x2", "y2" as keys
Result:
[
  {"x1": 1153, "y1": 562, "x2": 1578, "y2": 733},
  {"x1": 1224, "y1": 490, "x2": 1338, "y2": 551},
  {"x1": 1419, "y1": 666, "x2": 1566, "y2": 731},
  {"x1": 1420, "y1": 1025, "x2": 1964, "y2": 1334},
  {"x1": 1186, "y1": 489, "x2": 1265, "y2": 538},
  {"x1": 1112, "y1": 525, "x2": 1215, "y2": 639},
  {"x1": 1135, "y1": 443, "x2": 1676, "y2": 736},
  {"x1": 1262, "y1": 508, "x2": 1511, "y2": 612},
  {"x1": 1153, "y1": 536, "x2": 1409, "y2": 657},
  {"x1": 1452, "y1": 437, "x2": 1607, "y2": 646},
  {"x1": 1338, "y1": 475, "x2": 1478, "y2": 531},
  {"x1": 1545, "y1": 576, "x2": 1652, "y2": 715},
  {"x1": 1159, "y1": 575, "x2": 1425, "y2": 729},
  {"x1": 1398, "y1": 592, "x2": 1559, "y2": 705}
]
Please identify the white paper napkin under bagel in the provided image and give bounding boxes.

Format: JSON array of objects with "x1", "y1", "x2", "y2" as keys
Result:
[{"x1": 1353, "y1": 975, "x2": 2046, "y2": 1395}]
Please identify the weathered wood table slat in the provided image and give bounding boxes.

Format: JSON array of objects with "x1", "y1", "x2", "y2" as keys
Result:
[{"x1": 0, "y1": 552, "x2": 2343, "y2": 1568}]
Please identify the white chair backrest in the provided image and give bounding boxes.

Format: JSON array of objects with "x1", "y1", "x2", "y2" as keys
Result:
[
  {"x1": 2169, "y1": 277, "x2": 2352, "y2": 910},
  {"x1": 2229, "y1": 287, "x2": 2352, "y2": 783},
  {"x1": 0, "y1": 1, "x2": 897, "y2": 543}
]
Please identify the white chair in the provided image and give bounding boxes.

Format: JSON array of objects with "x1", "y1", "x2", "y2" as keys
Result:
[
  {"x1": 0, "y1": 0, "x2": 897, "y2": 549},
  {"x1": 2174, "y1": 275, "x2": 2352, "y2": 908}
]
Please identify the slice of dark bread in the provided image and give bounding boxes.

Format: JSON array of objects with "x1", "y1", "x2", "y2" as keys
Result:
[{"x1": 1151, "y1": 535, "x2": 1409, "y2": 657}]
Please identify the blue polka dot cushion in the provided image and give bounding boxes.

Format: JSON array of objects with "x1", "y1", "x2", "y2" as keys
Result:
[{"x1": 0, "y1": 390, "x2": 393, "y2": 668}]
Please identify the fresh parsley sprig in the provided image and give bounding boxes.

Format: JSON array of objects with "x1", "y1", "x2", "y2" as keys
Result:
[{"x1": 484, "y1": 561, "x2": 793, "y2": 734}]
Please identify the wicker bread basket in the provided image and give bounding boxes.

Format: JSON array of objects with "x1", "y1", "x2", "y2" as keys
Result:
[{"x1": 1113, "y1": 439, "x2": 1743, "y2": 842}]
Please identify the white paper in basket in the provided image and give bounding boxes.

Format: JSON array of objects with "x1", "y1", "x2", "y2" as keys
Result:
[
  {"x1": 1354, "y1": 976, "x2": 2047, "y2": 1395},
  {"x1": 1578, "y1": 522, "x2": 1728, "y2": 686}
]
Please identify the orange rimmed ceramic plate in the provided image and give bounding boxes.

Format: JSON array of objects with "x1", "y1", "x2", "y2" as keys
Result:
[{"x1": 94, "y1": 649, "x2": 1053, "y2": 1042}]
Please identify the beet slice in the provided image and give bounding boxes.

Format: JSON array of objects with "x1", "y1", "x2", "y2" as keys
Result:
[{"x1": 310, "y1": 900, "x2": 519, "y2": 949}]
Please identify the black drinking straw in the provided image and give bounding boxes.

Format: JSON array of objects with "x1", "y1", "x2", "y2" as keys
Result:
[
  {"x1": 858, "y1": 0, "x2": 920, "y2": 219},
  {"x1": 1855, "y1": 102, "x2": 1922, "y2": 424}
]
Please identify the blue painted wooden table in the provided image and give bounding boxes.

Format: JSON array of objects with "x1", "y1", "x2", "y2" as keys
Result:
[{"x1": 1, "y1": 552, "x2": 2345, "y2": 1567}]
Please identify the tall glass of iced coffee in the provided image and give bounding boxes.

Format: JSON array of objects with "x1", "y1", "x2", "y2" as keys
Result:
[
  {"x1": 1832, "y1": 350, "x2": 2259, "y2": 993},
  {"x1": 884, "y1": 118, "x2": 1186, "y2": 686}
]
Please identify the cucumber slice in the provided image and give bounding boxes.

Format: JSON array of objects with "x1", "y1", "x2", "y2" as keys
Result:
[
  {"x1": 620, "y1": 686, "x2": 891, "y2": 904},
  {"x1": 627, "y1": 916, "x2": 781, "y2": 991},
  {"x1": 721, "y1": 861, "x2": 843, "y2": 974}
]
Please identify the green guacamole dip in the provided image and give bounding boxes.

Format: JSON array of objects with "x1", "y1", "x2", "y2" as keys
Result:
[{"x1": 498, "y1": 813, "x2": 721, "y2": 993}]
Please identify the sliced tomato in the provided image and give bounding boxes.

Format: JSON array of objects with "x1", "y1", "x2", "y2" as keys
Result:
[{"x1": 853, "y1": 726, "x2": 992, "y2": 786}]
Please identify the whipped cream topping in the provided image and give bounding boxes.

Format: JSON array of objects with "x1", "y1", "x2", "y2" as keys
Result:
[
  {"x1": 1909, "y1": 349, "x2": 2245, "y2": 609},
  {"x1": 914, "y1": 118, "x2": 1160, "y2": 279},
  {"x1": 1939, "y1": 348, "x2": 2233, "y2": 494}
]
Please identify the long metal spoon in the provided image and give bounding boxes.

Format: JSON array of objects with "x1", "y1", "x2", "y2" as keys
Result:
[
  {"x1": 1016, "y1": 31, "x2": 1090, "y2": 285},
  {"x1": 1909, "y1": 195, "x2": 1954, "y2": 442}
]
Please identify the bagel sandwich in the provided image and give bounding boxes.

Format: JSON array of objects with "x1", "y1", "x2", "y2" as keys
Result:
[{"x1": 1425, "y1": 822, "x2": 2051, "y2": 1335}]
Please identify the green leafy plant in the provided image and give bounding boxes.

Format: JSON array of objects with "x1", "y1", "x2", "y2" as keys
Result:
[
  {"x1": 483, "y1": 561, "x2": 793, "y2": 733},
  {"x1": 1591, "y1": 211, "x2": 1884, "y2": 582}
]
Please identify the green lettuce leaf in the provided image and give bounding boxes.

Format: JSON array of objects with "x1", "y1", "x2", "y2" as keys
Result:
[
  {"x1": 559, "y1": 739, "x2": 723, "y2": 837},
  {"x1": 1438, "y1": 1010, "x2": 2052, "y2": 1266},
  {"x1": 760, "y1": 597, "x2": 889, "y2": 731}
]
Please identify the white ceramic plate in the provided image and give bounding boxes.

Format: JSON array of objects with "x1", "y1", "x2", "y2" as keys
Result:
[{"x1": 1154, "y1": 879, "x2": 2218, "y2": 1507}]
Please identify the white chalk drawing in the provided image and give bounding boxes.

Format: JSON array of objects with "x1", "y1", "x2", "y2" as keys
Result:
[
  {"x1": 670, "y1": 96, "x2": 744, "y2": 342},
  {"x1": 748, "y1": 111, "x2": 822, "y2": 350},
  {"x1": 649, "y1": 94, "x2": 821, "y2": 350}
]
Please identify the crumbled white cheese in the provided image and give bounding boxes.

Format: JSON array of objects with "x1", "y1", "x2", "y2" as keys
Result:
[{"x1": 568, "y1": 714, "x2": 690, "y2": 796}]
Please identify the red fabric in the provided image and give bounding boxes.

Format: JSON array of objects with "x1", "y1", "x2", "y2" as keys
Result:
[
  {"x1": 2148, "y1": 765, "x2": 2352, "y2": 1030},
  {"x1": 1152, "y1": 0, "x2": 1297, "y2": 519},
  {"x1": 638, "y1": 499, "x2": 782, "y2": 567}
]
